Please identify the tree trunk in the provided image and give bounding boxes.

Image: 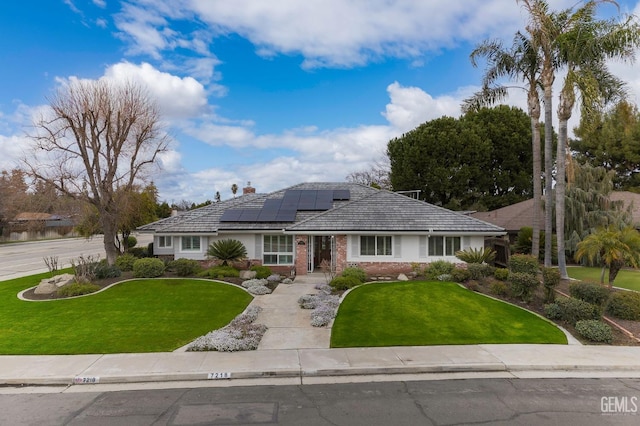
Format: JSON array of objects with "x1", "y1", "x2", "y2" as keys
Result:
[
  {"x1": 600, "y1": 265, "x2": 606, "y2": 285},
  {"x1": 608, "y1": 260, "x2": 624, "y2": 288},
  {"x1": 556, "y1": 119, "x2": 568, "y2": 279},
  {"x1": 530, "y1": 93, "x2": 542, "y2": 260},
  {"x1": 101, "y1": 214, "x2": 119, "y2": 265},
  {"x1": 543, "y1": 76, "x2": 554, "y2": 267}
]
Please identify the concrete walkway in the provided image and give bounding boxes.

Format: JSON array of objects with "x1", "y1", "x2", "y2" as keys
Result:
[{"x1": 252, "y1": 273, "x2": 331, "y2": 350}]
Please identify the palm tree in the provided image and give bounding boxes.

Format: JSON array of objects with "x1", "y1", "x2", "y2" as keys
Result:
[
  {"x1": 207, "y1": 239, "x2": 248, "y2": 266},
  {"x1": 575, "y1": 226, "x2": 640, "y2": 287},
  {"x1": 464, "y1": 31, "x2": 543, "y2": 258},
  {"x1": 231, "y1": 183, "x2": 238, "y2": 197}
]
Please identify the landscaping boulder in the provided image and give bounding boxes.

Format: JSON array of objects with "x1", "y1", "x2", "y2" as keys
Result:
[
  {"x1": 34, "y1": 273, "x2": 75, "y2": 295},
  {"x1": 397, "y1": 273, "x2": 409, "y2": 281},
  {"x1": 239, "y1": 270, "x2": 257, "y2": 280}
]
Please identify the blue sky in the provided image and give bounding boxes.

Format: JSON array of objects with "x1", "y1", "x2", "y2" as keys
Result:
[{"x1": 1, "y1": 0, "x2": 640, "y2": 204}]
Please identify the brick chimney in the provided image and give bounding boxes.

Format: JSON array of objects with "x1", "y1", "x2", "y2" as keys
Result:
[{"x1": 243, "y1": 181, "x2": 256, "y2": 195}]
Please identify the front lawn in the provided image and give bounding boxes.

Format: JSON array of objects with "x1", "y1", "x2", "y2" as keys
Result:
[
  {"x1": 331, "y1": 281, "x2": 567, "y2": 347},
  {"x1": 0, "y1": 273, "x2": 252, "y2": 354},
  {"x1": 567, "y1": 266, "x2": 640, "y2": 291}
]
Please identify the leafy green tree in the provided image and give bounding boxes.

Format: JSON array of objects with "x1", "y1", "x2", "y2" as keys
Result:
[
  {"x1": 573, "y1": 100, "x2": 640, "y2": 190},
  {"x1": 387, "y1": 106, "x2": 532, "y2": 210},
  {"x1": 207, "y1": 239, "x2": 248, "y2": 266},
  {"x1": 575, "y1": 226, "x2": 640, "y2": 287}
]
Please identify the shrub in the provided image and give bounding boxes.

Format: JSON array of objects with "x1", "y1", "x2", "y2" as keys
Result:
[
  {"x1": 466, "y1": 280, "x2": 480, "y2": 292},
  {"x1": 205, "y1": 266, "x2": 240, "y2": 278},
  {"x1": 128, "y1": 247, "x2": 148, "y2": 258},
  {"x1": 605, "y1": 291, "x2": 640, "y2": 321},
  {"x1": 115, "y1": 253, "x2": 137, "y2": 272},
  {"x1": 575, "y1": 320, "x2": 613, "y2": 344},
  {"x1": 250, "y1": 265, "x2": 272, "y2": 279},
  {"x1": 508, "y1": 254, "x2": 539, "y2": 275},
  {"x1": 168, "y1": 258, "x2": 202, "y2": 277},
  {"x1": 467, "y1": 263, "x2": 495, "y2": 281},
  {"x1": 489, "y1": 281, "x2": 509, "y2": 296},
  {"x1": 450, "y1": 268, "x2": 471, "y2": 283},
  {"x1": 569, "y1": 282, "x2": 610, "y2": 306},
  {"x1": 341, "y1": 267, "x2": 366, "y2": 283},
  {"x1": 125, "y1": 236, "x2": 137, "y2": 250},
  {"x1": 267, "y1": 274, "x2": 281, "y2": 282},
  {"x1": 330, "y1": 276, "x2": 362, "y2": 291},
  {"x1": 241, "y1": 278, "x2": 268, "y2": 289},
  {"x1": 425, "y1": 260, "x2": 455, "y2": 280},
  {"x1": 455, "y1": 247, "x2": 496, "y2": 264},
  {"x1": 542, "y1": 267, "x2": 561, "y2": 303},
  {"x1": 207, "y1": 239, "x2": 248, "y2": 265},
  {"x1": 437, "y1": 274, "x2": 453, "y2": 282},
  {"x1": 554, "y1": 296, "x2": 601, "y2": 325},
  {"x1": 71, "y1": 254, "x2": 99, "y2": 283},
  {"x1": 508, "y1": 272, "x2": 539, "y2": 302},
  {"x1": 57, "y1": 282, "x2": 101, "y2": 297},
  {"x1": 494, "y1": 268, "x2": 509, "y2": 281},
  {"x1": 94, "y1": 260, "x2": 122, "y2": 279},
  {"x1": 187, "y1": 306, "x2": 267, "y2": 352},
  {"x1": 132, "y1": 257, "x2": 165, "y2": 278},
  {"x1": 544, "y1": 302, "x2": 563, "y2": 320},
  {"x1": 514, "y1": 227, "x2": 557, "y2": 263}
]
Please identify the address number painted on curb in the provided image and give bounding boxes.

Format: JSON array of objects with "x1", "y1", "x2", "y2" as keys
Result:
[
  {"x1": 207, "y1": 372, "x2": 231, "y2": 379},
  {"x1": 73, "y1": 376, "x2": 100, "y2": 384}
]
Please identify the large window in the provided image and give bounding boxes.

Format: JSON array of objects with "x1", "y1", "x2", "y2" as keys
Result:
[
  {"x1": 428, "y1": 236, "x2": 460, "y2": 256},
  {"x1": 263, "y1": 235, "x2": 294, "y2": 265},
  {"x1": 181, "y1": 236, "x2": 201, "y2": 251},
  {"x1": 158, "y1": 236, "x2": 172, "y2": 248},
  {"x1": 360, "y1": 235, "x2": 392, "y2": 256}
]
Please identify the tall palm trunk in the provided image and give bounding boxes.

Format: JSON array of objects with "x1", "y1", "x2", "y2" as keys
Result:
[
  {"x1": 556, "y1": 88, "x2": 573, "y2": 279},
  {"x1": 529, "y1": 91, "x2": 542, "y2": 258},
  {"x1": 542, "y1": 71, "x2": 554, "y2": 267}
]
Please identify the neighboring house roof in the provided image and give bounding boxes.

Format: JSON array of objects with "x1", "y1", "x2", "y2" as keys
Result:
[
  {"x1": 139, "y1": 182, "x2": 505, "y2": 235},
  {"x1": 14, "y1": 212, "x2": 53, "y2": 221},
  {"x1": 469, "y1": 191, "x2": 640, "y2": 232}
]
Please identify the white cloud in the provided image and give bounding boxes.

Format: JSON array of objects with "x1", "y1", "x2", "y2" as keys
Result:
[
  {"x1": 103, "y1": 62, "x2": 209, "y2": 119},
  {"x1": 0, "y1": 134, "x2": 29, "y2": 171},
  {"x1": 93, "y1": 0, "x2": 106, "y2": 8}
]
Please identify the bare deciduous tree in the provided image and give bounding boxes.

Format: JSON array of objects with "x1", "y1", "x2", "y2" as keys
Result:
[{"x1": 25, "y1": 79, "x2": 168, "y2": 264}]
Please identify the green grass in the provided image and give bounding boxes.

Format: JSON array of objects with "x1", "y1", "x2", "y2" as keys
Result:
[
  {"x1": 331, "y1": 281, "x2": 567, "y2": 347},
  {"x1": 0, "y1": 272, "x2": 252, "y2": 354},
  {"x1": 567, "y1": 266, "x2": 640, "y2": 291}
]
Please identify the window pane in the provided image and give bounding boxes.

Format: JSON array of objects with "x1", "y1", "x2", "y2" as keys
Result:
[
  {"x1": 181, "y1": 236, "x2": 190, "y2": 250},
  {"x1": 263, "y1": 254, "x2": 277, "y2": 264},
  {"x1": 360, "y1": 236, "x2": 375, "y2": 255},
  {"x1": 279, "y1": 255, "x2": 293, "y2": 264},
  {"x1": 263, "y1": 236, "x2": 272, "y2": 253},
  {"x1": 192, "y1": 237, "x2": 200, "y2": 250},
  {"x1": 377, "y1": 236, "x2": 392, "y2": 256},
  {"x1": 429, "y1": 236, "x2": 443, "y2": 256}
]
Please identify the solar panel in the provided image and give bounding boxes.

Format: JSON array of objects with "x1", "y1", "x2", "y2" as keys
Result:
[
  {"x1": 220, "y1": 209, "x2": 242, "y2": 221},
  {"x1": 297, "y1": 190, "x2": 317, "y2": 210},
  {"x1": 315, "y1": 190, "x2": 333, "y2": 209},
  {"x1": 239, "y1": 209, "x2": 260, "y2": 221},
  {"x1": 275, "y1": 209, "x2": 297, "y2": 222},
  {"x1": 333, "y1": 189, "x2": 350, "y2": 200},
  {"x1": 257, "y1": 208, "x2": 278, "y2": 221}
]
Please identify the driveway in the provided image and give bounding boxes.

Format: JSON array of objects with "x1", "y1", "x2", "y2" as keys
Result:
[{"x1": 0, "y1": 234, "x2": 152, "y2": 281}]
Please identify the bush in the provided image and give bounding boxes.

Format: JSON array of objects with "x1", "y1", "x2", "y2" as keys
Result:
[
  {"x1": 450, "y1": 268, "x2": 471, "y2": 283},
  {"x1": 494, "y1": 268, "x2": 509, "y2": 281},
  {"x1": 554, "y1": 296, "x2": 601, "y2": 325},
  {"x1": 508, "y1": 254, "x2": 539, "y2": 275},
  {"x1": 57, "y1": 282, "x2": 101, "y2": 297},
  {"x1": 168, "y1": 258, "x2": 202, "y2": 277},
  {"x1": 508, "y1": 272, "x2": 539, "y2": 302},
  {"x1": 132, "y1": 257, "x2": 165, "y2": 278},
  {"x1": 203, "y1": 266, "x2": 240, "y2": 278},
  {"x1": 250, "y1": 265, "x2": 272, "y2": 279},
  {"x1": 207, "y1": 239, "x2": 248, "y2": 265},
  {"x1": 575, "y1": 320, "x2": 613, "y2": 344},
  {"x1": 455, "y1": 247, "x2": 496, "y2": 264},
  {"x1": 606, "y1": 291, "x2": 640, "y2": 321},
  {"x1": 330, "y1": 276, "x2": 362, "y2": 291},
  {"x1": 542, "y1": 267, "x2": 561, "y2": 303},
  {"x1": 94, "y1": 260, "x2": 122, "y2": 279},
  {"x1": 544, "y1": 303, "x2": 563, "y2": 320},
  {"x1": 125, "y1": 236, "x2": 137, "y2": 250},
  {"x1": 569, "y1": 282, "x2": 610, "y2": 306},
  {"x1": 489, "y1": 281, "x2": 509, "y2": 296},
  {"x1": 115, "y1": 253, "x2": 137, "y2": 272},
  {"x1": 437, "y1": 274, "x2": 453, "y2": 282},
  {"x1": 467, "y1": 263, "x2": 495, "y2": 281},
  {"x1": 341, "y1": 267, "x2": 366, "y2": 283},
  {"x1": 425, "y1": 260, "x2": 455, "y2": 280},
  {"x1": 128, "y1": 247, "x2": 148, "y2": 258}
]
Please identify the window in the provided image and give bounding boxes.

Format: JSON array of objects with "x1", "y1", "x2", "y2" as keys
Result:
[
  {"x1": 263, "y1": 235, "x2": 294, "y2": 265},
  {"x1": 360, "y1": 236, "x2": 392, "y2": 256},
  {"x1": 158, "y1": 236, "x2": 172, "y2": 248},
  {"x1": 181, "y1": 236, "x2": 201, "y2": 251},
  {"x1": 428, "y1": 236, "x2": 461, "y2": 256}
]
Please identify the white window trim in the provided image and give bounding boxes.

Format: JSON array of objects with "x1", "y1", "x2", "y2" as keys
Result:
[
  {"x1": 263, "y1": 235, "x2": 294, "y2": 265},
  {"x1": 181, "y1": 236, "x2": 201, "y2": 252},
  {"x1": 158, "y1": 236, "x2": 172, "y2": 248},
  {"x1": 359, "y1": 235, "x2": 393, "y2": 257}
]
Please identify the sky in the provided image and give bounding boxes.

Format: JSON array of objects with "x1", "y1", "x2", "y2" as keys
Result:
[{"x1": 1, "y1": 0, "x2": 640, "y2": 205}]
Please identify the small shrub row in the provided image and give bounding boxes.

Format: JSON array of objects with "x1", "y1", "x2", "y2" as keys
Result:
[
  {"x1": 575, "y1": 319, "x2": 613, "y2": 344},
  {"x1": 132, "y1": 257, "x2": 165, "y2": 278},
  {"x1": 508, "y1": 272, "x2": 539, "y2": 302},
  {"x1": 187, "y1": 306, "x2": 267, "y2": 352},
  {"x1": 425, "y1": 260, "x2": 455, "y2": 280},
  {"x1": 494, "y1": 268, "x2": 509, "y2": 281},
  {"x1": 250, "y1": 265, "x2": 272, "y2": 279},
  {"x1": 451, "y1": 268, "x2": 471, "y2": 283},
  {"x1": 57, "y1": 282, "x2": 101, "y2": 297},
  {"x1": 544, "y1": 296, "x2": 600, "y2": 325},
  {"x1": 241, "y1": 278, "x2": 272, "y2": 295},
  {"x1": 467, "y1": 263, "x2": 495, "y2": 281},
  {"x1": 94, "y1": 260, "x2": 122, "y2": 279},
  {"x1": 569, "y1": 281, "x2": 610, "y2": 306},
  {"x1": 167, "y1": 258, "x2": 202, "y2": 277},
  {"x1": 605, "y1": 291, "x2": 640, "y2": 321},
  {"x1": 341, "y1": 267, "x2": 367, "y2": 283},
  {"x1": 115, "y1": 254, "x2": 137, "y2": 271},
  {"x1": 330, "y1": 276, "x2": 361, "y2": 291},
  {"x1": 508, "y1": 254, "x2": 539, "y2": 275},
  {"x1": 202, "y1": 265, "x2": 240, "y2": 278}
]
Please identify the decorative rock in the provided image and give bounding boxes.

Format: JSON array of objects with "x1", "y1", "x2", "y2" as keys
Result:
[
  {"x1": 239, "y1": 270, "x2": 257, "y2": 279},
  {"x1": 397, "y1": 273, "x2": 409, "y2": 281},
  {"x1": 34, "y1": 273, "x2": 75, "y2": 295}
]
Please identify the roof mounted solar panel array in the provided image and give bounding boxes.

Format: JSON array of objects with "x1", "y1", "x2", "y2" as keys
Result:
[{"x1": 220, "y1": 188, "x2": 351, "y2": 223}]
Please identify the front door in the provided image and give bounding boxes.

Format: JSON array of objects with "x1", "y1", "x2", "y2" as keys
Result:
[{"x1": 314, "y1": 236, "x2": 332, "y2": 271}]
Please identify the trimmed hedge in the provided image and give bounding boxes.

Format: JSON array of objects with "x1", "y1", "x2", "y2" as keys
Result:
[
  {"x1": 132, "y1": 258, "x2": 165, "y2": 278},
  {"x1": 168, "y1": 258, "x2": 202, "y2": 277},
  {"x1": 203, "y1": 266, "x2": 240, "y2": 278},
  {"x1": 341, "y1": 267, "x2": 366, "y2": 283},
  {"x1": 569, "y1": 282, "x2": 610, "y2": 306},
  {"x1": 330, "y1": 276, "x2": 361, "y2": 291},
  {"x1": 115, "y1": 254, "x2": 137, "y2": 272},
  {"x1": 575, "y1": 320, "x2": 613, "y2": 344},
  {"x1": 494, "y1": 268, "x2": 509, "y2": 281},
  {"x1": 57, "y1": 282, "x2": 101, "y2": 297},
  {"x1": 250, "y1": 265, "x2": 272, "y2": 279},
  {"x1": 546, "y1": 296, "x2": 601, "y2": 325},
  {"x1": 508, "y1": 254, "x2": 539, "y2": 275},
  {"x1": 508, "y1": 272, "x2": 539, "y2": 302},
  {"x1": 605, "y1": 291, "x2": 640, "y2": 321}
]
